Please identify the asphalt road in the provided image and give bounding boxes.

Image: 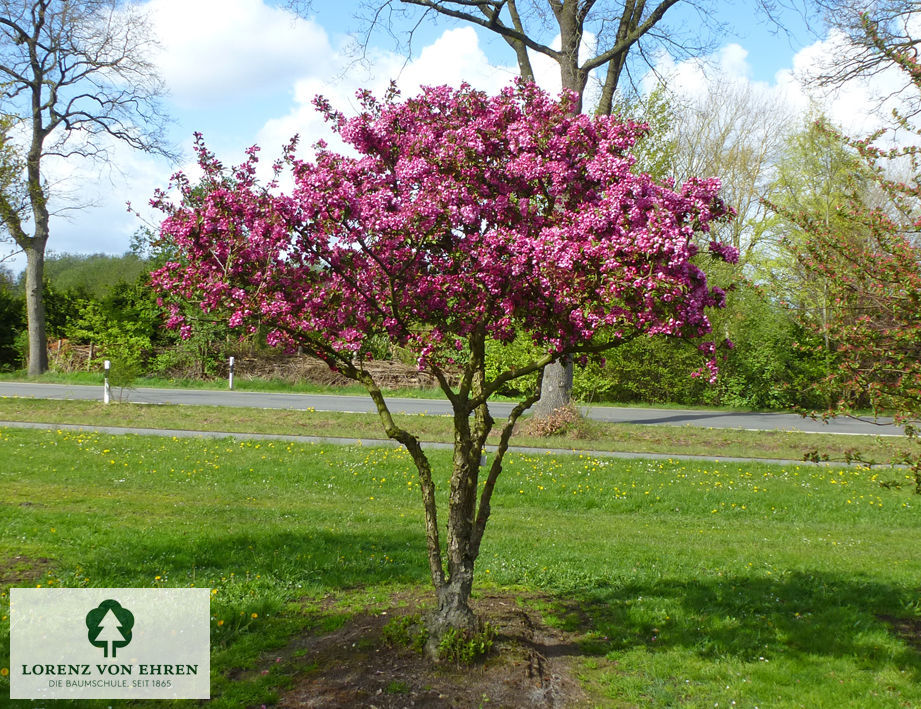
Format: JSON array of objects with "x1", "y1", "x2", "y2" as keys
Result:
[{"x1": 0, "y1": 382, "x2": 903, "y2": 436}]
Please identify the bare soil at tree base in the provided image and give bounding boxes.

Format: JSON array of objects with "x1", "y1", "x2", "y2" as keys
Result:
[{"x1": 270, "y1": 591, "x2": 593, "y2": 708}]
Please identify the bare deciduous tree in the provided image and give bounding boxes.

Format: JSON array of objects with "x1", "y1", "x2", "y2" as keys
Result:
[
  {"x1": 0, "y1": 0, "x2": 172, "y2": 375},
  {"x1": 670, "y1": 80, "x2": 796, "y2": 266},
  {"x1": 363, "y1": 0, "x2": 722, "y2": 112},
  {"x1": 764, "y1": 1, "x2": 921, "y2": 110},
  {"x1": 809, "y1": 1, "x2": 919, "y2": 87}
]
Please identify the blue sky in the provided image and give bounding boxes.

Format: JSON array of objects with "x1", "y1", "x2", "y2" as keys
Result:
[{"x1": 0, "y1": 0, "x2": 889, "y2": 275}]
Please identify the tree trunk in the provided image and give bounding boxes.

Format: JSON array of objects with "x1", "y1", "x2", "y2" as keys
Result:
[
  {"x1": 425, "y1": 559, "x2": 477, "y2": 659},
  {"x1": 557, "y1": 3, "x2": 587, "y2": 113},
  {"x1": 353, "y1": 350, "x2": 543, "y2": 660},
  {"x1": 24, "y1": 245, "x2": 48, "y2": 376},
  {"x1": 421, "y1": 387, "x2": 488, "y2": 657},
  {"x1": 530, "y1": 32, "x2": 585, "y2": 418},
  {"x1": 532, "y1": 355, "x2": 573, "y2": 418},
  {"x1": 23, "y1": 85, "x2": 51, "y2": 377}
]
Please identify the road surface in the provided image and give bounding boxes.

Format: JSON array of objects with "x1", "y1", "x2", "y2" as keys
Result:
[{"x1": 0, "y1": 382, "x2": 903, "y2": 436}]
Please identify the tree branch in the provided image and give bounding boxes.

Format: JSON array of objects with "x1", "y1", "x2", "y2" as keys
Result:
[
  {"x1": 356, "y1": 368, "x2": 447, "y2": 589},
  {"x1": 580, "y1": 0, "x2": 681, "y2": 74},
  {"x1": 399, "y1": 0, "x2": 562, "y2": 60},
  {"x1": 470, "y1": 367, "x2": 544, "y2": 557}
]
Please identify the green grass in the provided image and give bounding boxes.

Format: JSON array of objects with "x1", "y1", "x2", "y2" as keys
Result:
[
  {"x1": 1, "y1": 426, "x2": 919, "y2": 707},
  {"x1": 0, "y1": 369, "x2": 503, "y2": 400},
  {"x1": 0, "y1": 396, "x2": 914, "y2": 465}
]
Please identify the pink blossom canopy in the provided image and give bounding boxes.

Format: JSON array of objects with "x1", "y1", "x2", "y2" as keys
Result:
[{"x1": 151, "y1": 81, "x2": 734, "y2": 373}]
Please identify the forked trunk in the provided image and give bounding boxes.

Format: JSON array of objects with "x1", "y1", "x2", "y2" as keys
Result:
[{"x1": 359, "y1": 356, "x2": 540, "y2": 661}]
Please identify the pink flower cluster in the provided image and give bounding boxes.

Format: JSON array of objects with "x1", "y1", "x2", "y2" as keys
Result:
[{"x1": 151, "y1": 81, "x2": 733, "y2": 376}]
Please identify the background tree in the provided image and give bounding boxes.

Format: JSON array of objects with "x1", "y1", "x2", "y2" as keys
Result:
[
  {"x1": 566, "y1": 78, "x2": 804, "y2": 411},
  {"x1": 31, "y1": 251, "x2": 150, "y2": 298},
  {"x1": 670, "y1": 80, "x2": 796, "y2": 268},
  {"x1": 358, "y1": 0, "x2": 817, "y2": 416},
  {"x1": 767, "y1": 14, "x2": 921, "y2": 490},
  {"x1": 0, "y1": 263, "x2": 24, "y2": 368},
  {"x1": 365, "y1": 0, "x2": 712, "y2": 112},
  {"x1": 761, "y1": 115, "x2": 871, "y2": 344},
  {"x1": 0, "y1": 0, "x2": 171, "y2": 375},
  {"x1": 796, "y1": 0, "x2": 921, "y2": 105},
  {"x1": 151, "y1": 82, "x2": 735, "y2": 651}
]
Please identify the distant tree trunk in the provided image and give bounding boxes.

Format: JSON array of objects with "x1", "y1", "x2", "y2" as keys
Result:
[
  {"x1": 0, "y1": 0, "x2": 173, "y2": 378},
  {"x1": 24, "y1": 244, "x2": 47, "y2": 376},
  {"x1": 536, "y1": 23, "x2": 583, "y2": 416},
  {"x1": 532, "y1": 356, "x2": 573, "y2": 418},
  {"x1": 530, "y1": 49, "x2": 585, "y2": 417}
]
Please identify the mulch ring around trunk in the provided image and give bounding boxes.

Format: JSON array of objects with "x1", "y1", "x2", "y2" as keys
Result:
[{"x1": 268, "y1": 590, "x2": 594, "y2": 708}]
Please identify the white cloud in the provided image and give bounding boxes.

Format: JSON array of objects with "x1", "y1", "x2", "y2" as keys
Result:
[
  {"x1": 785, "y1": 29, "x2": 916, "y2": 137},
  {"x1": 402, "y1": 27, "x2": 518, "y2": 92},
  {"x1": 647, "y1": 43, "x2": 760, "y2": 101},
  {"x1": 49, "y1": 145, "x2": 170, "y2": 250},
  {"x1": 143, "y1": 0, "x2": 334, "y2": 107},
  {"x1": 257, "y1": 27, "x2": 518, "y2": 160},
  {"x1": 646, "y1": 30, "x2": 921, "y2": 142}
]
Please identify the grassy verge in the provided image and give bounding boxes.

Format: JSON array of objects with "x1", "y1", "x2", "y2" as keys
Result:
[
  {"x1": 1, "y1": 427, "x2": 919, "y2": 707},
  {"x1": 0, "y1": 396, "x2": 913, "y2": 464},
  {"x1": 0, "y1": 370, "x2": 490, "y2": 401}
]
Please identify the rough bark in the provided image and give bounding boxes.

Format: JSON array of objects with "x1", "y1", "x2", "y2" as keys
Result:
[
  {"x1": 532, "y1": 355, "x2": 574, "y2": 419},
  {"x1": 23, "y1": 103, "x2": 51, "y2": 375},
  {"x1": 424, "y1": 558, "x2": 478, "y2": 658},
  {"x1": 23, "y1": 244, "x2": 47, "y2": 375}
]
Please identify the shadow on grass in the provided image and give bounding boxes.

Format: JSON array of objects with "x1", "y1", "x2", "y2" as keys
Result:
[
  {"x1": 544, "y1": 571, "x2": 921, "y2": 677},
  {"x1": 8, "y1": 542, "x2": 921, "y2": 708},
  {"x1": 75, "y1": 526, "x2": 432, "y2": 591},
  {"x1": 73, "y1": 529, "x2": 921, "y2": 680}
]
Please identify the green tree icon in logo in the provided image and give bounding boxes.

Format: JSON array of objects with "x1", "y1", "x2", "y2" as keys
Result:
[{"x1": 86, "y1": 599, "x2": 134, "y2": 658}]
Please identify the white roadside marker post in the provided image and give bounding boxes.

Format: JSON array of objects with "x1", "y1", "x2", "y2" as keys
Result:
[
  {"x1": 229, "y1": 356, "x2": 235, "y2": 390},
  {"x1": 103, "y1": 359, "x2": 111, "y2": 404}
]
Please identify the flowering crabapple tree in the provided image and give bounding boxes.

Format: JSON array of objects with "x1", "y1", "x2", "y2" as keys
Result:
[{"x1": 151, "y1": 80, "x2": 735, "y2": 650}]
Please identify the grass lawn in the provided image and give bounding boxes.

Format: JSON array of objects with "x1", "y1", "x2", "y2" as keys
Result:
[
  {"x1": 0, "y1": 397, "x2": 915, "y2": 465},
  {"x1": 0, "y1": 369, "x2": 499, "y2": 401},
  {"x1": 1, "y1": 426, "x2": 919, "y2": 707}
]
